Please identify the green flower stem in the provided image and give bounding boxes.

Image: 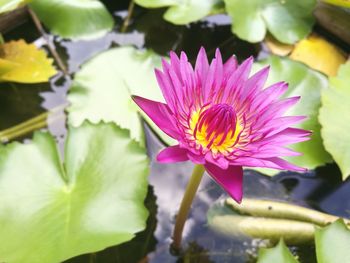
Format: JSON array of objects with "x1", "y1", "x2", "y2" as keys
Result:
[
  {"x1": 172, "y1": 164, "x2": 205, "y2": 250},
  {"x1": 0, "y1": 104, "x2": 66, "y2": 143},
  {"x1": 121, "y1": 0, "x2": 135, "y2": 33},
  {"x1": 226, "y1": 198, "x2": 350, "y2": 227}
]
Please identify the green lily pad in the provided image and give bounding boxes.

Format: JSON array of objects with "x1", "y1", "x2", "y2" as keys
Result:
[
  {"x1": 0, "y1": 0, "x2": 27, "y2": 13},
  {"x1": 134, "y1": 0, "x2": 223, "y2": 25},
  {"x1": 0, "y1": 122, "x2": 149, "y2": 262},
  {"x1": 224, "y1": 0, "x2": 316, "y2": 44},
  {"x1": 67, "y1": 46, "x2": 175, "y2": 145},
  {"x1": 315, "y1": 220, "x2": 350, "y2": 263},
  {"x1": 29, "y1": 0, "x2": 114, "y2": 40},
  {"x1": 253, "y1": 56, "x2": 331, "y2": 175},
  {"x1": 257, "y1": 240, "x2": 299, "y2": 263},
  {"x1": 319, "y1": 62, "x2": 350, "y2": 179}
]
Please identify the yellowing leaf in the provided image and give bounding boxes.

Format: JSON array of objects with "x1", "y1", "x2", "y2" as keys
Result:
[
  {"x1": 0, "y1": 58, "x2": 17, "y2": 75},
  {"x1": 0, "y1": 40, "x2": 57, "y2": 83},
  {"x1": 322, "y1": 0, "x2": 350, "y2": 8},
  {"x1": 290, "y1": 34, "x2": 347, "y2": 76},
  {"x1": 265, "y1": 34, "x2": 294, "y2": 56}
]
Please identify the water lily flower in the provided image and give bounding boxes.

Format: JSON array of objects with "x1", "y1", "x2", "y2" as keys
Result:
[{"x1": 133, "y1": 48, "x2": 310, "y2": 203}]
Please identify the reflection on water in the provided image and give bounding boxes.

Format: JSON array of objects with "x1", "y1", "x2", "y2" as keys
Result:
[{"x1": 145, "y1": 124, "x2": 280, "y2": 263}]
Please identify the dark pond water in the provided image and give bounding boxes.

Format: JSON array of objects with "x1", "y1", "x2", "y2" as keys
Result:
[{"x1": 1, "y1": 1, "x2": 350, "y2": 262}]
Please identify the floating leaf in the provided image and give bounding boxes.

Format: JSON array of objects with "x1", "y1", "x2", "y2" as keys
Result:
[
  {"x1": 68, "y1": 46, "x2": 175, "y2": 145},
  {"x1": 290, "y1": 34, "x2": 347, "y2": 76},
  {"x1": 265, "y1": 34, "x2": 294, "y2": 56},
  {"x1": 224, "y1": 0, "x2": 316, "y2": 44},
  {"x1": 321, "y1": 0, "x2": 350, "y2": 8},
  {"x1": 29, "y1": 0, "x2": 114, "y2": 40},
  {"x1": 254, "y1": 56, "x2": 331, "y2": 175},
  {"x1": 257, "y1": 240, "x2": 299, "y2": 263},
  {"x1": 134, "y1": 0, "x2": 222, "y2": 25},
  {"x1": 207, "y1": 200, "x2": 315, "y2": 244},
  {"x1": 0, "y1": 122, "x2": 149, "y2": 262},
  {"x1": 319, "y1": 62, "x2": 350, "y2": 179},
  {"x1": 315, "y1": 220, "x2": 350, "y2": 263},
  {"x1": 0, "y1": 40, "x2": 56, "y2": 83},
  {"x1": 0, "y1": 0, "x2": 28, "y2": 14}
]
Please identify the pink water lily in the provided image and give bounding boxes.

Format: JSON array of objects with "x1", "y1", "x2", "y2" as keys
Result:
[{"x1": 133, "y1": 48, "x2": 310, "y2": 203}]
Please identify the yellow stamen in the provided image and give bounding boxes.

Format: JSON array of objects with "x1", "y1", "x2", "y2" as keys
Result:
[{"x1": 189, "y1": 107, "x2": 241, "y2": 155}]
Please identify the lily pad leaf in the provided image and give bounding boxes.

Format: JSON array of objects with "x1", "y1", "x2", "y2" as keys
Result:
[
  {"x1": 134, "y1": 0, "x2": 223, "y2": 25},
  {"x1": 0, "y1": 40, "x2": 57, "y2": 83},
  {"x1": 315, "y1": 220, "x2": 350, "y2": 263},
  {"x1": 67, "y1": 46, "x2": 175, "y2": 145},
  {"x1": 29, "y1": 0, "x2": 114, "y2": 40},
  {"x1": 319, "y1": 62, "x2": 350, "y2": 179},
  {"x1": 224, "y1": 0, "x2": 316, "y2": 44},
  {"x1": 0, "y1": 122, "x2": 149, "y2": 263},
  {"x1": 257, "y1": 239, "x2": 299, "y2": 263},
  {"x1": 0, "y1": 0, "x2": 28, "y2": 14},
  {"x1": 290, "y1": 34, "x2": 347, "y2": 76},
  {"x1": 254, "y1": 56, "x2": 331, "y2": 175}
]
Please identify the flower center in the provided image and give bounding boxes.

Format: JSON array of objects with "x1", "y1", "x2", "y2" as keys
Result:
[{"x1": 189, "y1": 103, "x2": 241, "y2": 154}]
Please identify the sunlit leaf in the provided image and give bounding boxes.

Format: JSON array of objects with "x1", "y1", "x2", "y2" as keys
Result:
[
  {"x1": 224, "y1": 0, "x2": 316, "y2": 44},
  {"x1": 67, "y1": 46, "x2": 175, "y2": 145},
  {"x1": 0, "y1": 40, "x2": 56, "y2": 83},
  {"x1": 315, "y1": 220, "x2": 350, "y2": 263},
  {"x1": 71, "y1": 186, "x2": 158, "y2": 263},
  {"x1": 319, "y1": 62, "x2": 350, "y2": 179},
  {"x1": 321, "y1": 0, "x2": 350, "y2": 8},
  {"x1": 29, "y1": 0, "x2": 114, "y2": 40},
  {"x1": 0, "y1": 0, "x2": 28, "y2": 14},
  {"x1": 257, "y1": 240, "x2": 299, "y2": 263},
  {"x1": 134, "y1": 0, "x2": 223, "y2": 25},
  {"x1": 290, "y1": 34, "x2": 347, "y2": 76},
  {"x1": 0, "y1": 122, "x2": 149, "y2": 262},
  {"x1": 253, "y1": 56, "x2": 331, "y2": 175}
]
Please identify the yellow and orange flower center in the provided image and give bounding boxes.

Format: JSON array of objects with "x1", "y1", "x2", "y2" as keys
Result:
[{"x1": 189, "y1": 103, "x2": 241, "y2": 155}]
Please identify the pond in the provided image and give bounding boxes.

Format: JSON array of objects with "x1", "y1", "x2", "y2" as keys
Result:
[{"x1": 1, "y1": 0, "x2": 350, "y2": 262}]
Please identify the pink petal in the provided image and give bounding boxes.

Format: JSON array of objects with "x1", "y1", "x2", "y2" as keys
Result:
[
  {"x1": 259, "y1": 128, "x2": 311, "y2": 146},
  {"x1": 203, "y1": 56, "x2": 217, "y2": 100},
  {"x1": 187, "y1": 152, "x2": 206, "y2": 164},
  {"x1": 205, "y1": 163, "x2": 243, "y2": 203},
  {"x1": 236, "y1": 156, "x2": 306, "y2": 172},
  {"x1": 205, "y1": 152, "x2": 229, "y2": 170},
  {"x1": 257, "y1": 116, "x2": 308, "y2": 137},
  {"x1": 169, "y1": 51, "x2": 182, "y2": 82},
  {"x1": 251, "y1": 82, "x2": 288, "y2": 113},
  {"x1": 212, "y1": 49, "x2": 224, "y2": 92},
  {"x1": 195, "y1": 47, "x2": 209, "y2": 84},
  {"x1": 240, "y1": 66, "x2": 269, "y2": 102},
  {"x1": 132, "y1": 96, "x2": 179, "y2": 139},
  {"x1": 258, "y1": 96, "x2": 301, "y2": 121},
  {"x1": 223, "y1": 55, "x2": 238, "y2": 79},
  {"x1": 223, "y1": 56, "x2": 254, "y2": 104},
  {"x1": 155, "y1": 69, "x2": 176, "y2": 110},
  {"x1": 250, "y1": 146, "x2": 302, "y2": 158},
  {"x1": 157, "y1": 145, "x2": 189, "y2": 163}
]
